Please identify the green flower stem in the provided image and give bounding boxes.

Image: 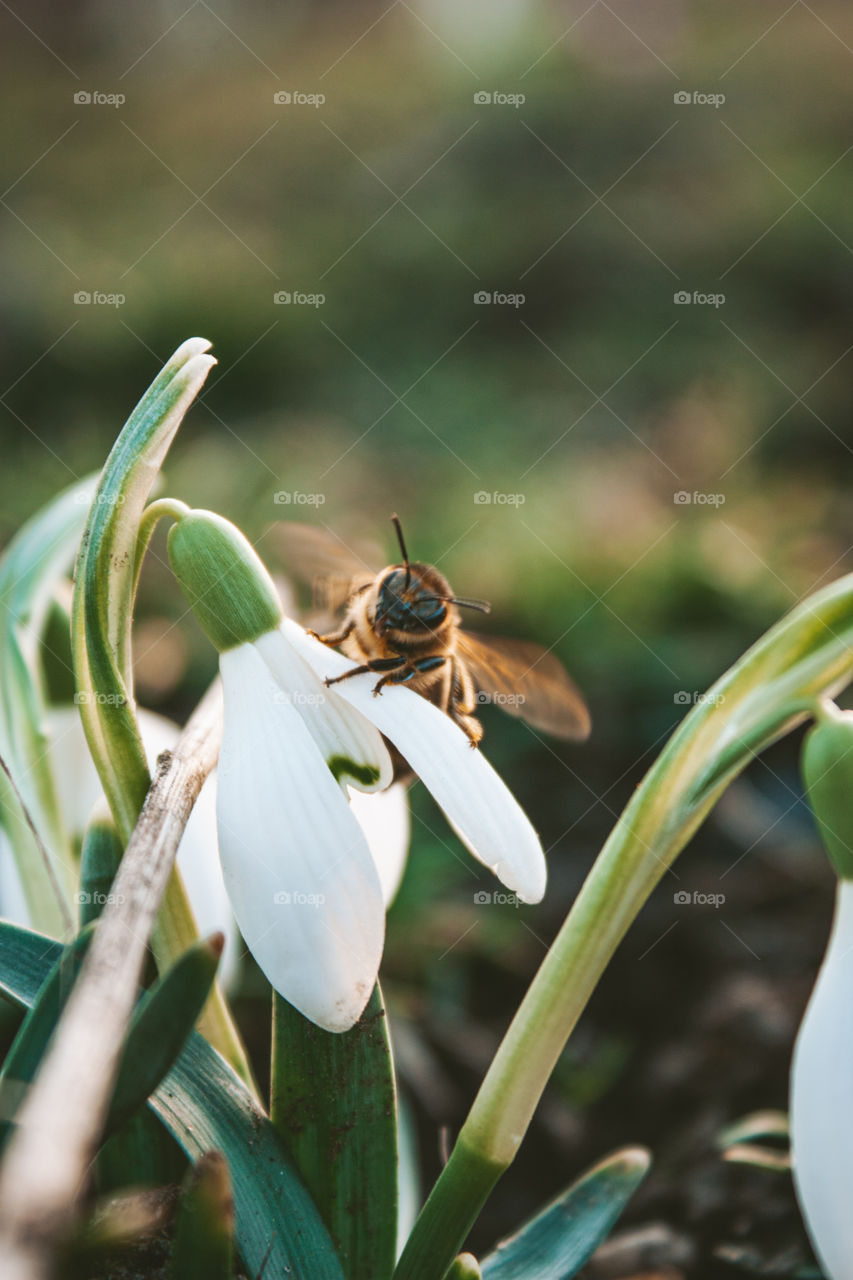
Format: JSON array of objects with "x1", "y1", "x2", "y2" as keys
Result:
[
  {"x1": 402, "y1": 1142, "x2": 500, "y2": 1280},
  {"x1": 395, "y1": 572, "x2": 853, "y2": 1280},
  {"x1": 133, "y1": 499, "x2": 191, "y2": 596}
]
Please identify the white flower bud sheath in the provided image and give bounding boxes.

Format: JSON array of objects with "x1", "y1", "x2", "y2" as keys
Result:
[{"x1": 791, "y1": 878, "x2": 853, "y2": 1279}]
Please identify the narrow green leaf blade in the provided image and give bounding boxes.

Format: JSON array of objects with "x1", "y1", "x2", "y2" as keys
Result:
[
  {"x1": 71, "y1": 339, "x2": 215, "y2": 838},
  {"x1": 105, "y1": 933, "x2": 222, "y2": 1136},
  {"x1": 0, "y1": 921, "x2": 345, "y2": 1280},
  {"x1": 78, "y1": 814, "x2": 124, "y2": 928},
  {"x1": 271, "y1": 985, "x2": 398, "y2": 1280},
  {"x1": 0, "y1": 927, "x2": 93, "y2": 1139},
  {"x1": 480, "y1": 1148, "x2": 650, "y2": 1280},
  {"x1": 0, "y1": 923, "x2": 63, "y2": 1005},
  {"x1": 0, "y1": 476, "x2": 98, "y2": 930}
]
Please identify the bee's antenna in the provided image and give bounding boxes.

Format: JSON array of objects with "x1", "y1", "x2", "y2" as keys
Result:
[
  {"x1": 391, "y1": 513, "x2": 411, "y2": 588},
  {"x1": 426, "y1": 594, "x2": 492, "y2": 615}
]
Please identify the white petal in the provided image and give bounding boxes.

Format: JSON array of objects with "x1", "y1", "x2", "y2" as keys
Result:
[
  {"x1": 45, "y1": 707, "x2": 104, "y2": 836},
  {"x1": 791, "y1": 878, "x2": 853, "y2": 1279},
  {"x1": 46, "y1": 707, "x2": 241, "y2": 989},
  {"x1": 283, "y1": 619, "x2": 547, "y2": 904},
  {"x1": 255, "y1": 627, "x2": 392, "y2": 793},
  {"x1": 348, "y1": 783, "x2": 410, "y2": 906},
  {"x1": 218, "y1": 641, "x2": 384, "y2": 1031}
]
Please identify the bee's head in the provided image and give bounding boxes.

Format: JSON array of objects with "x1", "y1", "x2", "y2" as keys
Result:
[
  {"x1": 370, "y1": 516, "x2": 491, "y2": 637},
  {"x1": 373, "y1": 563, "x2": 454, "y2": 636}
]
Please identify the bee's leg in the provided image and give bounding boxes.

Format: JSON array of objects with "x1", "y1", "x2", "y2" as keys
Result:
[
  {"x1": 306, "y1": 619, "x2": 355, "y2": 647},
  {"x1": 372, "y1": 654, "x2": 447, "y2": 697},
  {"x1": 448, "y1": 658, "x2": 483, "y2": 748},
  {"x1": 324, "y1": 655, "x2": 405, "y2": 688}
]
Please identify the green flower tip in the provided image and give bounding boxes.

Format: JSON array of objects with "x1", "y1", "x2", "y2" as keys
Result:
[
  {"x1": 802, "y1": 700, "x2": 853, "y2": 880},
  {"x1": 168, "y1": 509, "x2": 283, "y2": 652},
  {"x1": 328, "y1": 756, "x2": 381, "y2": 787}
]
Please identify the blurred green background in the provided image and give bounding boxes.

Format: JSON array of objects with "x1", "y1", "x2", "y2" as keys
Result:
[{"x1": 2, "y1": 0, "x2": 853, "y2": 1267}]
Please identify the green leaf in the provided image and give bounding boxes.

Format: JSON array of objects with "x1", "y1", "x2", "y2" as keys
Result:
[
  {"x1": 0, "y1": 475, "x2": 98, "y2": 932},
  {"x1": 78, "y1": 814, "x2": 124, "y2": 928},
  {"x1": 0, "y1": 921, "x2": 346, "y2": 1280},
  {"x1": 480, "y1": 1148, "x2": 650, "y2": 1280},
  {"x1": 718, "y1": 1109, "x2": 789, "y2": 1148},
  {"x1": 105, "y1": 933, "x2": 223, "y2": 1136},
  {"x1": 0, "y1": 922, "x2": 63, "y2": 1005},
  {"x1": 271, "y1": 985, "x2": 398, "y2": 1280},
  {"x1": 0, "y1": 926, "x2": 93, "y2": 1140},
  {"x1": 170, "y1": 1151, "x2": 234, "y2": 1280},
  {"x1": 717, "y1": 1109, "x2": 791, "y2": 1174},
  {"x1": 71, "y1": 338, "x2": 215, "y2": 841},
  {"x1": 68, "y1": 340, "x2": 251, "y2": 1087},
  {"x1": 96, "y1": 1107, "x2": 188, "y2": 1196}
]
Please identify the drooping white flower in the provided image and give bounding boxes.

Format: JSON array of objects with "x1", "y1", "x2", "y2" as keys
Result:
[
  {"x1": 790, "y1": 879, "x2": 853, "y2": 1280},
  {"x1": 790, "y1": 704, "x2": 853, "y2": 1278},
  {"x1": 168, "y1": 507, "x2": 548, "y2": 1031}
]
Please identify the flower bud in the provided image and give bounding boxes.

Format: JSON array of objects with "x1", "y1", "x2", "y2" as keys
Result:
[
  {"x1": 802, "y1": 701, "x2": 853, "y2": 880},
  {"x1": 168, "y1": 510, "x2": 282, "y2": 652}
]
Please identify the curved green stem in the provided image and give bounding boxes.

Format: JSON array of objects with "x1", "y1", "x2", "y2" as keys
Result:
[{"x1": 134, "y1": 498, "x2": 191, "y2": 595}]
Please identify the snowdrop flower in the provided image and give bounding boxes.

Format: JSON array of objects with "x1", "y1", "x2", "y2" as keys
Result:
[
  {"x1": 790, "y1": 702, "x2": 853, "y2": 1279},
  {"x1": 168, "y1": 509, "x2": 547, "y2": 1032}
]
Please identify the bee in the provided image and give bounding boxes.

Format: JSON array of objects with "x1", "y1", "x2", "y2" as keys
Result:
[{"x1": 276, "y1": 516, "x2": 591, "y2": 761}]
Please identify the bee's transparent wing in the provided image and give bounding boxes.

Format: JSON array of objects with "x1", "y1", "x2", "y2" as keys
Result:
[
  {"x1": 272, "y1": 522, "x2": 376, "y2": 615},
  {"x1": 457, "y1": 631, "x2": 591, "y2": 741}
]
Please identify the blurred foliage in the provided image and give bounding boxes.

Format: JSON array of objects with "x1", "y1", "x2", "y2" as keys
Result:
[{"x1": 2, "y1": 0, "x2": 851, "y2": 1263}]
